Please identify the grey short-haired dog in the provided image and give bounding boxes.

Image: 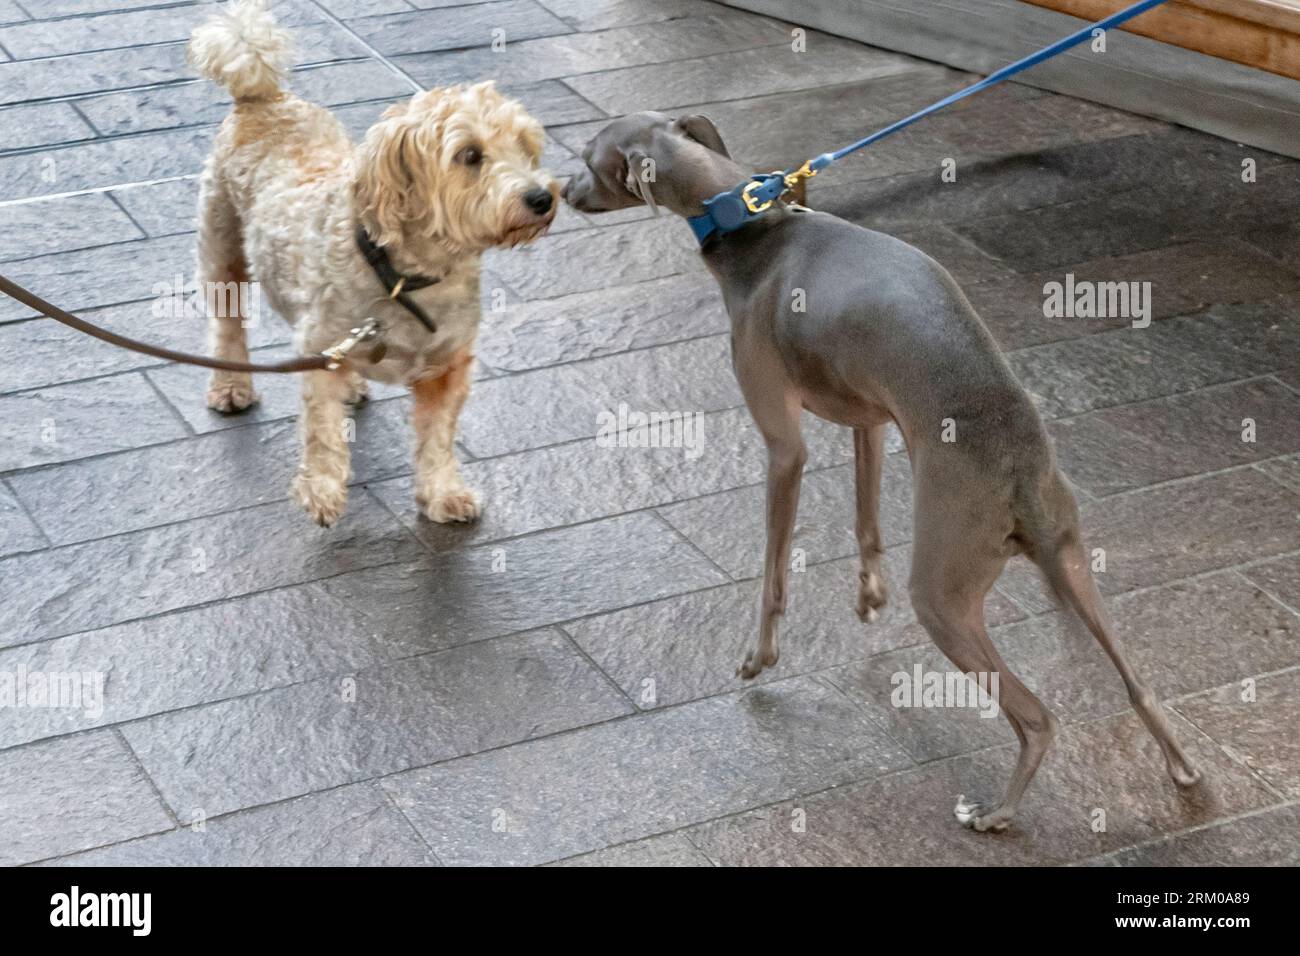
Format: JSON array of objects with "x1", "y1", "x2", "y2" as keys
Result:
[{"x1": 563, "y1": 112, "x2": 1202, "y2": 832}]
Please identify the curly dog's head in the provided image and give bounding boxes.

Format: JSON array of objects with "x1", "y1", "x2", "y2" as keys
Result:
[{"x1": 354, "y1": 82, "x2": 557, "y2": 251}]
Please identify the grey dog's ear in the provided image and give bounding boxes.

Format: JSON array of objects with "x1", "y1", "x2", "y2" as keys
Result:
[
  {"x1": 676, "y1": 114, "x2": 730, "y2": 158},
  {"x1": 623, "y1": 149, "x2": 659, "y2": 216}
]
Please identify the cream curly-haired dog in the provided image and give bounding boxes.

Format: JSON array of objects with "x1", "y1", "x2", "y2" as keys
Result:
[{"x1": 189, "y1": 0, "x2": 557, "y2": 526}]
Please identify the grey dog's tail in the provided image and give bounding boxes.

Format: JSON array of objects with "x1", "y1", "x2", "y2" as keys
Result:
[{"x1": 188, "y1": 0, "x2": 293, "y2": 101}]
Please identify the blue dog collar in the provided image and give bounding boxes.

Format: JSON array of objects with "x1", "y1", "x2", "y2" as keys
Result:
[{"x1": 687, "y1": 158, "x2": 832, "y2": 245}]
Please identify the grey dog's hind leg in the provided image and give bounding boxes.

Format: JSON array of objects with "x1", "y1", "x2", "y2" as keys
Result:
[
  {"x1": 853, "y1": 424, "x2": 890, "y2": 621},
  {"x1": 910, "y1": 474, "x2": 1057, "y2": 833},
  {"x1": 1031, "y1": 526, "x2": 1202, "y2": 787}
]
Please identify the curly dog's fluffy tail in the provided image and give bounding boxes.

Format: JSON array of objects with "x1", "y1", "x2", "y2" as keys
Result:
[{"x1": 188, "y1": 0, "x2": 292, "y2": 101}]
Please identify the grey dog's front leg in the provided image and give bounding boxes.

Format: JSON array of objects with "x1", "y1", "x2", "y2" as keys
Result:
[{"x1": 737, "y1": 390, "x2": 806, "y2": 680}]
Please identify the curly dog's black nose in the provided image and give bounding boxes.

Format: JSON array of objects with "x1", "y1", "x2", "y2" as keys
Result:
[{"x1": 523, "y1": 187, "x2": 553, "y2": 215}]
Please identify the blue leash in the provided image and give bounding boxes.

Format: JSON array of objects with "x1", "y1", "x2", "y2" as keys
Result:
[{"x1": 687, "y1": 0, "x2": 1169, "y2": 244}]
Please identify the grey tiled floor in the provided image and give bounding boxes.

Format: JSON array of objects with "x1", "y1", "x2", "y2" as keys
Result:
[{"x1": 1, "y1": 0, "x2": 1298, "y2": 867}]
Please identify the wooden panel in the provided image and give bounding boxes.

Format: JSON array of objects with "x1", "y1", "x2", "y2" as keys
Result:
[
  {"x1": 1022, "y1": 0, "x2": 1300, "y2": 80},
  {"x1": 1190, "y1": 0, "x2": 1300, "y2": 33}
]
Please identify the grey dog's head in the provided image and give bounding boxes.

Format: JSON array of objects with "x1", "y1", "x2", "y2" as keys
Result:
[{"x1": 561, "y1": 111, "x2": 734, "y2": 218}]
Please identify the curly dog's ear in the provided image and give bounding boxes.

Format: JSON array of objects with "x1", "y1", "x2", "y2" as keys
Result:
[
  {"x1": 676, "y1": 115, "x2": 730, "y2": 158},
  {"x1": 354, "y1": 117, "x2": 423, "y2": 245}
]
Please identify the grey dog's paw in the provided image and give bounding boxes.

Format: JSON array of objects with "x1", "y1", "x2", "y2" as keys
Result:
[
  {"x1": 1168, "y1": 757, "x2": 1203, "y2": 789},
  {"x1": 736, "y1": 646, "x2": 778, "y2": 680},
  {"x1": 954, "y1": 795, "x2": 1012, "y2": 833},
  {"x1": 856, "y1": 571, "x2": 888, "y2": 623}
]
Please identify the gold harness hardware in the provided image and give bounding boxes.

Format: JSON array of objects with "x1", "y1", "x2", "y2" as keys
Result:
[
  {"x1": 783, "y1": 159, "x2": 819, "y2": 191},
  {"x1": 742, "y1": 160, "x2": 821, "y2": 215}
]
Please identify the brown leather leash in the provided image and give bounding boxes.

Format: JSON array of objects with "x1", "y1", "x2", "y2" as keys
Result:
[{"x1": 0, "y1": 273, "x2": 378, "y2": 373}]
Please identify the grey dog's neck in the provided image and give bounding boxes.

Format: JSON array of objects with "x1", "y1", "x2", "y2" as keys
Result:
[{"x1": 656, "y1": 135, "x2": 754, "y2": 217}]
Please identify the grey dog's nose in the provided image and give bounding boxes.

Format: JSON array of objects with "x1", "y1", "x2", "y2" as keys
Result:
[{"x1": 523, "y1": 187, "x2": 553, "y2": 215}]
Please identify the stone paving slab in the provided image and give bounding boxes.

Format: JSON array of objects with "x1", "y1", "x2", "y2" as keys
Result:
[
  {"x1": 486, "y1": 79, "x2": 606, "y2": 127},
  {"x1": 476, "y1": 271, "x2": 729, "y2": 373},
  {"x1": 1049, "y1": 378, "x2": 1300, "y2": 497},
  {"x1": 685, "y1": 710, "x2": 1278, "y2": 866},
  {"x1": 0, "y1": 126, "x2": 214, "y2": 201},
  {"x1": 828, "y1": 572, "x2": 1298, "y2": 761},
  {"x1": 1, "y1": 0, "x2": 1298, "y2": 867},
  {"x1": 122, "y1": 628, "x2": 634, "y2": 818},
  {"x1": 0, "y1": 100, "x2": 95, "y2": 151},
  {"x1": 0, "y1": 478, "x2": 45, "y2": 558},
  {"x1": 0, "y1": 236, "x2": 196, "y2": 323},
  {"x1": 1257, "y1": 453, "x2": 1300, "y2": 495},
  {"x1": 0, "y1": 372, "x2": 190, "y2": 472},
  {"x1": 0, "y1": 493, "x2": 424, "y2": 648},
  {"x1": 565, "y1": 35, "x2": 923, "y2": 115},
  {"x1": 320, "y1": 0, "x2": 411, "y2": 18},
  {"x1": 486, "y1": 214, "x2": 705, "y2": 300},
  {"x1": 0, "y1": 573, "x2": 415, "y2": 749},
  {"x1": 0, "y1": 191, "x2": 143, "y2": 261},
  {"x1": 0, "y1": 22, "x2": 365, "y2": 107},
  {"x1": 1243, "y1": 551, "x2": 1300, "y2": 610},
  {"x1": 0, "y1": 298, "x2": 286, "y2": 394},
  {"x1": 0, "y1": 512, "x2": 727, "y2": 751},
  {"x1": 964, "y1": 240, "x2": 1300, "y2": 350},
  {"x1": 0, "y1": 731, "x2": 174, "y2": 867},
  {"x1": 23, "y1": 0, "x2": 214, "y2": 19},
  {"x1": 815, "y1": 128, "x2": 1285, "y2": 241},
  {"x1": 551, "y1": 832, "x2": 715, "y2": 867},
  {"x1": 564, "y1": 550, "x2": 1023, "y2": 714},
  {"x1": 368, "y1": 405, "x2": 852, "y2": 550},
  {"x1": 656, "y1": 456, "x2": 912, "y2": 579},
  {"x1": 394, "y1": 9, "x2": 788, "y2": 87},
  {"x1": 552, "y1": 76, "x2": 1141, "y2": 194},
  {"x1": 958, "y1": 162, "x2": 1300, "y2": 275},
  {"x1": 347, "y1": 0, "x2": 571, "y2": 57},
  {"x1": 1007, "y1": 302, "x2": 1300, "y2": 420},
  {"x1": 6, "y1": 401, "x2": 410, "y2": 545},
  {"x1": 144, "y1": 349, "x2": 409, "y2": 435},
  {"x1": 108, "y1": 178, "x2": 203, "y2": 238},
  {"x1": 536, "y1": 0, "x2": 707, "y2": 32},
  {"x1": 0, "y1": 3, "x2": 234, "y2": 59},
  {"x1": 192, "y1": 503, "x2": 709, "y2": 650},
  {"x1": 1089, "y1": 804, "x2": 1300, "y2": 866},
  {"x1": 1173, "y1": 669, "x2": 1300, "y2": 800},
  {"x1": 456, "y1": 334, "x2": 743, "y2": 458},
  {"x1": 996, "y1": 468, "x2": 1300, "y2": 614},
  {"x1": 76, "y1": 58, "x2": 413, "y2": 137},
  {"x1": 0, "y1": 45, "x2": 198, "y2": 106},
  {"x1": 381, "y1": 675, "x2": 913, "y2": 865},
  {"x1": 48, "y1": 783, "x2": 440, "y2": 867}
]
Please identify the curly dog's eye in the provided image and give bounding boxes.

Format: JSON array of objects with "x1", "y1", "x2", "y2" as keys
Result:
[{"x1": 456, "y1": 146, "x2": 483, "y2": 167}]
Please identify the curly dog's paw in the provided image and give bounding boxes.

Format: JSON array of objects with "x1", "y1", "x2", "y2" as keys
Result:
[
  {"x1": 419, "y1": 486, "x2": 481, "y2": 524},
  {"x1": 207, "y1": 378, "x2": 259, "y2": 414},
  {"x1": 293, "y1": 473, "x2": 347, "y2": 527}
]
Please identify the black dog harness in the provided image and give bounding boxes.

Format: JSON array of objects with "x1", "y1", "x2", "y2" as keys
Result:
[{"x1": 355, "y1": 225, "x2": 441, "y2": 333}]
